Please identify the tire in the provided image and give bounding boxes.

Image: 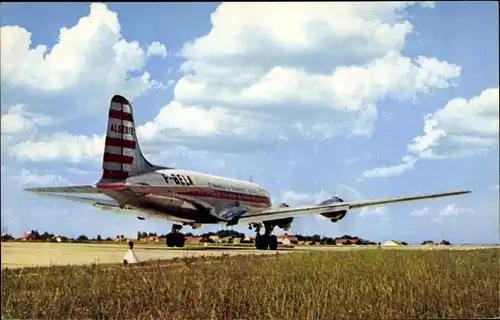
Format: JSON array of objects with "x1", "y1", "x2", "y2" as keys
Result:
[
  {"x1": 166, "y1": 233, "x2": 176, "y2": 247},
  {"x1": 268, "y1": 235, "x2": 278, "y2": 250},
  {"x1": 255, "y1": 235, "x2": 269, "y2": 250},
  {"x1": 175, "y1": 233, "x2": 185, "y2": 248}
]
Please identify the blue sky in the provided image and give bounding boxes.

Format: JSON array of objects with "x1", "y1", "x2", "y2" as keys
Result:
[{"x1": 1, "y1": 2, "x2": 498, "y2": 244}]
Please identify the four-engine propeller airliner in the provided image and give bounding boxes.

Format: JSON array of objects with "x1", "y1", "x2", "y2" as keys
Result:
[{"x1": 25, "y1": 95, "x2": 471, "y2": 250}]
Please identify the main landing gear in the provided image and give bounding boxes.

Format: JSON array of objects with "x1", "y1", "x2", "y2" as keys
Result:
[
  {"x1": 166, "y1": 224, "x2": 185, "y2": 248},
  {"x1": 251, "y1": 222, "x2": 278, "y2": 250}
]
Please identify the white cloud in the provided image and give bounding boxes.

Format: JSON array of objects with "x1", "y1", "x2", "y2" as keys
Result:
[
  {"x1": 409, "y1": 204, "x2": 473, "y2": 221},
  {"x1": 279, "y1": 183, "x2": 362, "y2": 206},
  {"x1": 0, "y1": 3, "x2": 165, "y2": 117},
  {"x1": 129, "y1": 3, "x2": 461, "y2": 153},
  {"x1": 360, "y1": 206, "x2": 389, "y2": 217},
  {"x1": 409, "y1": 206, "x2": 430, "y2": 216},
  {"x1": 146, "y1": 41, "x2": 168, "y2": 58},
  {"x1": 4, "y1": 2, "x2": 462, "y2": 163},
  {"x1": 279, "y1": 190, "x2": 331, "y2": 206},
  {"x1": 408, "y1": 87, "x2": 499, "y2": 159},
  {"x1": 438, "y1": 204, "x2": 473, "y2": 217},
  {"x1": 361, "y1": 155, "x2": 418, "y2": 178},
  {"x1": 361, "y1": 87, "x2": 499, "y2": 179},
  {"x1": 14, "y1": 169, "x2": 69, "y2": 186},
  {"x1": 1, "y1": 104, "x2": 55, "y2": 135},
  {"x1": 9, "y1": 133, "x2": 104, "y2": 163}
]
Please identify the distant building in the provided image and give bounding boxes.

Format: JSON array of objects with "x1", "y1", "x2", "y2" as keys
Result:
[
  {"x1": 185, "y1": 236, "x2": 202, "y2": 244},
  {"x1": 335, "y1": 238, "x2": 359, "y2": 245},
  {"x1": 277, "y1": 234, "x2": 298, "y2": 245},
  {"x1": 383, "y1": 240, "x2": 401, "y2": 246}
]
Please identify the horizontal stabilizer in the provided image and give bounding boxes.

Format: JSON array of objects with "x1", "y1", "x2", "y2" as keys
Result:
[{"x1": 24, "y1": 185, "x2": 100, "y2": 194}]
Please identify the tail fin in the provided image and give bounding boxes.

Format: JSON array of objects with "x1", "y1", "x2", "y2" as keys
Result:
[{"x1": 99, "y1": 95, "x2": 159, "y2": 182}]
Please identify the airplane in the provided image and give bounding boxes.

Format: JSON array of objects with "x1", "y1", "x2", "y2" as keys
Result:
[{"x1": 25, "y1": 94, "x2": 471, "y2": 250}]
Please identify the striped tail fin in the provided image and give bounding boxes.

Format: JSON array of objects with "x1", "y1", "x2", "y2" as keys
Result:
[{"x1": 100, "y1": 95, "x2": 158, "y2": 182}]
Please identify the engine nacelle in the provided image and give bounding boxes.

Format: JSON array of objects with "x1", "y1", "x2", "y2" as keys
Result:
[
  {"x1": 316, "y1": 196, "x2": 348, "y2": 223},
  {"x1": 275, "y1": 217, "x2": 294, "y2": 230}
]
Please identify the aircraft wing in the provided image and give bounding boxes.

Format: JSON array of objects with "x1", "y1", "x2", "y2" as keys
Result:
[{"x1": 236, "y1": 190, "x2": 471, "y2": 225}]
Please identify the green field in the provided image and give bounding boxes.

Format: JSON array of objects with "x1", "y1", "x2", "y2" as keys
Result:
[{"x1": 2, "y1": 249, "x2": 499, "y2": 319}]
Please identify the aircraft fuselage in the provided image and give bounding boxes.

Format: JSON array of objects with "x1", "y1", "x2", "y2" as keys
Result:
[{"x1": 96, "y1": 169, "x2": 272, "y2": 225}]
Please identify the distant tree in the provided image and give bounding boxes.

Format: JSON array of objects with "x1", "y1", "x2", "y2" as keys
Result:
[
  {"x1": 324, "y1": 237, "x2": 335, "y2": 245},
  {"x1": 440, "y1": 240, "x2": 451, "y2": 245},
  {"x1": 421, "y1": 240, "x2": 434, "y2": 245},
  {"x1": 97, "y1": 234, "x2": 102, "y2": 241},
  {"x1": 401, "y1": 241, "x2": 408, "y2": 246},
  {"x1": 120, "y1": 234, "x2": 124, "y2": 239},
  {"x1": 30, "y1": 230, "x2": 40, "y2": 240},
  {"x1": 1, "y1": 233, "x2": 14, "y2": 241},
  {"x1": 105, "y1": 237, "x2": 112, "y2": 241},
  {"x1": 312, "y1": 234, "x2": 321, "y2": 242},
  {"x1": 77, "y1": 235, "x2": 88, "y2": 241}
]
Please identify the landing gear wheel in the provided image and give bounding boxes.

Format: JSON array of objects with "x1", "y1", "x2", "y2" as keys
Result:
[
  {"x1": 176, "y1": 233, "x2": 185, "y2": 248},
  {"x1": 166, "y1": 224, "x2": 185, "y2": 248},
  {"x1": 166, "y1": 232, "x2": 185, "y2": 248},
  {"x1": 255, "y1": 235, "x2": 278, "y2": 250},
  {"x1": 268, "y1": 235, "x2": 278, "y2": 250}
]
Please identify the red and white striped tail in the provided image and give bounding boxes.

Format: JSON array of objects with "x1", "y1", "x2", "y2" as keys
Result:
[{"x1": 100, "y1": 95, "x2": 155, "y2": 181}]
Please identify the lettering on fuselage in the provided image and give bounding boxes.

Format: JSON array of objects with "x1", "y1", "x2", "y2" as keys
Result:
[
  {"x1": 110, "y1": 124, "x2": 135, "y2": 135},
  {"x1": 161, "y1": 173, "x2": 195, "y2": 186},
  {"x1": 208, "y1": 182, "x2": 260, "y2": 195}
]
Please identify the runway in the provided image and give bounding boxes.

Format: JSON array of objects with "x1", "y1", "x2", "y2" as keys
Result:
[{"x1": 1, "y1": 242, "x2": 497, "y2": 269}]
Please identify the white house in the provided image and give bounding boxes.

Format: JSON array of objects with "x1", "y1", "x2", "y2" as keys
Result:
[{"x1": 383, "y1": 240, "x2": 401, "y2": 246}]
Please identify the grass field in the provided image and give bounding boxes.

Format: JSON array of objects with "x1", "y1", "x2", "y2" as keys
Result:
[{"x1": 2, "y1": 249, "x2": 499, "y2": 319}]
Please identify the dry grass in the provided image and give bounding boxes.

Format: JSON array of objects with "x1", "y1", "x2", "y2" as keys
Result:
[{"x1": 2, "y1": 249, "x2": 499, "y2": 319}]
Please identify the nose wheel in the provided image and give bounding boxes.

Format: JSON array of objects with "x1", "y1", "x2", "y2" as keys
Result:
[{"x1": 166, "y1": 224, "x2": 185, "y2": 248}]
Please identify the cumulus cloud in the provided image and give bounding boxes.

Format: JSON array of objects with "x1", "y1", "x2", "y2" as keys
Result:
[
  {"x1": 361, "y1": 155, "x2": 418, "y2": 178},
  {"x1": 409, "y1": 206, "x2": 430, "y2": 216},
  {"x1": 361, "y1": 87, "x2": 499, "y2": 179},
  {"x1": 1, "y1": 104, "x2": 55, "y2": 135},
  {"x1": 408, "y1": 87, "x2": 499, "y2": 159},
  {"x1": 0, "y1": 3, "x2": 166, "y2": 118},
  {"x1": 360, "y1": 206, "x2": 390, "y2": 217},
  {"x1": 5, "y1": 2, "x2": 462, "y2": 163},
  {"x1": 9, "y1": 133, "x2": 104, "y2": 163},
  {"x1": 279, "y1": 190, "x2": 331, "y2": 206},
  {"x1": 438, "y1": 204, "x2": 473, "y2": 217},
  {"x1": 279, "y1": 183, "x2": 362, "y2": 206},
  {"x1": 146, "y1": 41, "x2": 168, "y2": 58},
  {"x1": 409, "y1": 204, "x2": 473, "y2": 221},
  {"x1": 14, "y1": 169, "x2": 69, "y2": 186}
]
